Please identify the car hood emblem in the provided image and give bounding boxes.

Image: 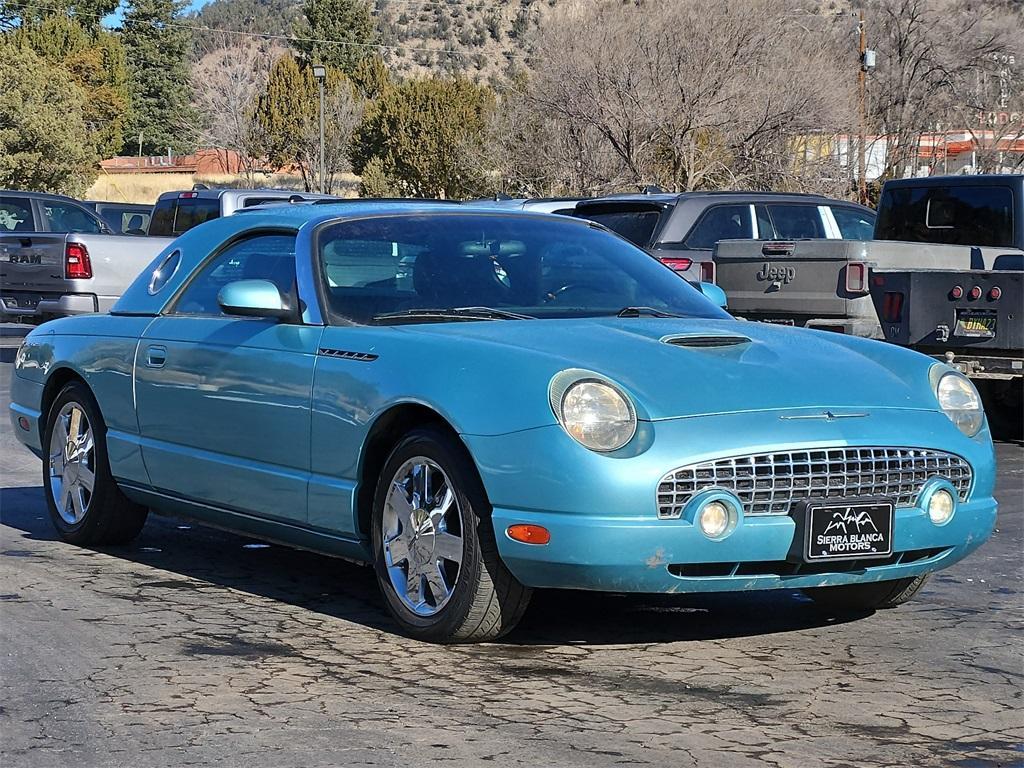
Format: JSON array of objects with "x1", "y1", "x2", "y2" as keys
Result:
[{"x1": 779, "y1": 410, "x2": 870, "y2": 421}]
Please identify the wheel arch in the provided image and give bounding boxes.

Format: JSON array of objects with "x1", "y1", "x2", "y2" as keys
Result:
[
  {"x1": 39, "y1": 366, "x2": 92, "y2": 443},
  {"x1": 356, "y1": 403, "x2": 484, "y2": 540}
]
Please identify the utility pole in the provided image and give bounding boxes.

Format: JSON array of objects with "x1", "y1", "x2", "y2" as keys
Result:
[
  {"x1": 313, "y1": 65, "x2": 327, "y2": 195},
  {"x1": 857, "y1": 12, "x2": 867, "y2": 205},
  {"x1": 857, "y1": 12, "x2": 876, "y2": 205}
]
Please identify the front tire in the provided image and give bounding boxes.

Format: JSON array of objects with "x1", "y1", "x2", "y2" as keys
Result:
[
  {"x1": 42, "y1": 382, "x2": 148, "y2": 546},
  {"x1": 802, "y1": 574, "x2": 929, "y2": 611},
  {"x1": 371, "y1": 427, "x2": 532, "y2": 643}
]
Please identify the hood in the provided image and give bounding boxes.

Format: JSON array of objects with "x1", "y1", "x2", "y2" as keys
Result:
[{"x1": 402, "y1": 317, "x2": 939, "y2": 421}]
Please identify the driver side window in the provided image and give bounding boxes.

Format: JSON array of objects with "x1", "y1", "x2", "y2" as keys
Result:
[{"x1": 172, "y1": 234, "x2": 297, "y2": 317}]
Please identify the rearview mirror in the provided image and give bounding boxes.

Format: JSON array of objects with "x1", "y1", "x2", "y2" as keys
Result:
[
  {"x1": 698, "y1": 281, "x2": 728, "y2": 309},
  {"x1": 217, "y1": 280, "x2": 292, "y2": 320}
]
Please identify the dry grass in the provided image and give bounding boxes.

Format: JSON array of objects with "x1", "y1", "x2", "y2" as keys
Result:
[{"x1": 86, "y1": 171, "x2": 360, "y2": 204}]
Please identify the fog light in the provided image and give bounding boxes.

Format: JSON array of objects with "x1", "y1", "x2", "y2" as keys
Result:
[
  {"x1": 927, "y1": 489, "x2": 954, "y2": 525},
  {"x1": 698, "y1": 501, "x2": 732, "y2": 539}
]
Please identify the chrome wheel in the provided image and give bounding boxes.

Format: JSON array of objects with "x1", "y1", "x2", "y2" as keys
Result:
[
  {"x1": 48, "y1": 402, "x2": 96, "y2": 525},
  {"x1": 381, "y1": 457, "x2": 464, "y2": 616}
]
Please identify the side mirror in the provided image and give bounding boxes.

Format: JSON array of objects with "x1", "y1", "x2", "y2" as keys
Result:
[
  {"x1": 698, "y1": 281, "x2": 728, "y2": 309},
  {"x1": 217, "y1": 279, "x2": 292, "y2": 320}
]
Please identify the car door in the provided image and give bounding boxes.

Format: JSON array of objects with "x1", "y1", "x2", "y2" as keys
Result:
[{"x1": 133, "y1": 232, "x2": 322, "y2": 525}]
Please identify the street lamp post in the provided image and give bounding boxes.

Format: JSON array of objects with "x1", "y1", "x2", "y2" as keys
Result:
[
  {"x1": 857, "y1": 13, "x2": 876, "y2": 205},
  {"x1": 312, "y1": 65, "x2": 327, "y2": 195}
]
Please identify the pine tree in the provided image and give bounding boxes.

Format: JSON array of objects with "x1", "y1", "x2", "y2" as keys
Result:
[
  {"x1": 120, "y1": 0, "x2": 196, "y2": 155},
  {"x1": 15, "y1": 15, "x2": 131, "y2": 160},
  {"x1": 253, "y1": 53, "x2": 363, "y2": 193},
  {"x1": 0, "y1": 40, "x2": 97, "y2": 195},
  {"x1": 351, "y1": 77, "x2": 495, "y2": 199},
  {"x1": 294, "y1": 0, "x2": 377, "y2": 76}
]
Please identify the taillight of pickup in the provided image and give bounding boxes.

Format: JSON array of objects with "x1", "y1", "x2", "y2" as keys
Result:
[{"x1": 65, "y1": 242, "x2": 92, "y2": 279}]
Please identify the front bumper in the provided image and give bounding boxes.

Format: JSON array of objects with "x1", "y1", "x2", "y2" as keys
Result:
[
  {"x1": 489, "y1": 500, "x2": 995, "y2": 592},
  {"x1": 465, "y1": 408, "x2": 997, "y2": 593}
]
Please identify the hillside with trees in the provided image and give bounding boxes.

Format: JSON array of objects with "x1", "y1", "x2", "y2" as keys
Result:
[{"x1": 0, "y1": 0, "x2": 1020, "y2": 199}]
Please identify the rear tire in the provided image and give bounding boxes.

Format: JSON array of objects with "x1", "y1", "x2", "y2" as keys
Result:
[
  {"x1": 802, "y1": 574, "x2": 929, "y2": 611},
  {"x1": 370, "y1": 427, "x2": 532, "y2": 643},
  {"x1": 42, "y1": 381, "x2": 148, "y2": 546}
]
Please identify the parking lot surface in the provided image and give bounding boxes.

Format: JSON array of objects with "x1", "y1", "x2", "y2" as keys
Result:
[{"x1": 1, "y1": 325, "x2": 1021, "y2": 768}]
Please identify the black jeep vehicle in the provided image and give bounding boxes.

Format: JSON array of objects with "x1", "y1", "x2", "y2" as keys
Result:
[{"x1": 572, "y1": 191, "x2": 875, "y2": 284}]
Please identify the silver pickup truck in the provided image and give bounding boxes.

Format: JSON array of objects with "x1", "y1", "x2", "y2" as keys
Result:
[
  {"x1": 0, "y1": 191, "x2": 174, "y2": 323},
  {"x1": 713, "y1": 175, "x2": 1024, "y2": 338}
]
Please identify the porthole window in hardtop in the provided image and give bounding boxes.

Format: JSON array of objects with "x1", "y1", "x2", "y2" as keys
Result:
[{"x1": 148, "y1": 250, "x2": 182, "y2": 294}]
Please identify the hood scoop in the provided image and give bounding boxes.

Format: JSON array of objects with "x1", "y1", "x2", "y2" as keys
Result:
[{"x1": 662, "y1": 333, "x2": 753, "y2": 349}]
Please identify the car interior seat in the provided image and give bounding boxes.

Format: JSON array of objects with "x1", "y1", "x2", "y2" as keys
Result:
[{"x1": 125, "y1": 215, "x2": 147, "y2": 235}]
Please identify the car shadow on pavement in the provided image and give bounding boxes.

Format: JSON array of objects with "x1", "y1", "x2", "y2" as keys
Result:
[{"x1": 0, "y1": 484, "x2": 867, "y2": 646}]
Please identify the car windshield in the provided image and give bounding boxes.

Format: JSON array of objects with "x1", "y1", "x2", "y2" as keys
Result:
[{"x1": 317, "y1": 213, "x2": 728, "y2": 325}]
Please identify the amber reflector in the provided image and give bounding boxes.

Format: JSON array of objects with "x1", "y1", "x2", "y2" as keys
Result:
[{"x1": 506, "y1": 524, "x2": 551, "y2": 545}]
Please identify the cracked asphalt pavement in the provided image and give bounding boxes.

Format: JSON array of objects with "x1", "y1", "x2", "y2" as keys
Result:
[{"x1": 1, "y1": 327, "x2": 1021, "y2": 767}]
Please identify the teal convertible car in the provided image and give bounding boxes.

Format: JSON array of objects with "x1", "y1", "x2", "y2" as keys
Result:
[{"x1": 10, "y1": 203, "x2": 996, "y2": 642}]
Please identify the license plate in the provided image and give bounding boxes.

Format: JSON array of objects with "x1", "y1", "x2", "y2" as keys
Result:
[
  {"x1": 804, "y1": 500, "x2": 893, "y2": 561},
  {"x1": 955, "y1": 309, "x2": 996, "y2": 338}
]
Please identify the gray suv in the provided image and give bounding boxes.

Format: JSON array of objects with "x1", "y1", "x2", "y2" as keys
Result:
[
  {"x1": 148, "y1": 188, "x2": 339, "y2": 237},
  {"x1": 573, "y1": 191, "x2": 876, "y2": 283}
]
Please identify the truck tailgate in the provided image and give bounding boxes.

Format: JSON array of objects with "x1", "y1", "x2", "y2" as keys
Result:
[
  {"x1": 714, "y1": 239, "x2": 861, "y2": 318},
  {"x1": 0, "y1": 233, "x2": 67, "y2": 292}
]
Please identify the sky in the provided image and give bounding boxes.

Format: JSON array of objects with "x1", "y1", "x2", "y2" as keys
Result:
[{"x1": 104, "y1": 0, "x2": 213, "y2": 27}]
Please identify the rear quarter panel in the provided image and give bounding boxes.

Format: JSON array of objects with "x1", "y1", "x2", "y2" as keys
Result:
[{"x1": 70, "y1": 234, "x2": 176, "y2": 309}]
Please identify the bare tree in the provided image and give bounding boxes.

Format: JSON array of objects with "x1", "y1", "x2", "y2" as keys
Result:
[
  {"x1": 190, "y1": 40, "x2": 280, "y2": 185},
  {"x1": 486, "y1": 0, "x2": 854, "y2": 197},
  {"x1": 865, "y1": 0, "x2": 1014, "y2": 179}
]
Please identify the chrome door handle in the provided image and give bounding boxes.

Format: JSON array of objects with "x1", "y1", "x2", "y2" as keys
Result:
[{"x1": 145, "y1": 345, "x2": 166, "y2": 368}]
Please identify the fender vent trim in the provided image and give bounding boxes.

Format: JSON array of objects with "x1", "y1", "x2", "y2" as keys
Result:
[{"x1": 318, "y1": 348, "x2": 379, "y2": 362}]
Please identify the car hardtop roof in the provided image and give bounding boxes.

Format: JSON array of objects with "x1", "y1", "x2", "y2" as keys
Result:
[
  {"x1": 883, "y1": 174, "x2": 1023, "y2": 189},
  {"x1": 240, "y1": 199, "x2": 597, "y2": 227},
  {"x1": 112, "y1": 201, "x2": 600, "y2": 315}
]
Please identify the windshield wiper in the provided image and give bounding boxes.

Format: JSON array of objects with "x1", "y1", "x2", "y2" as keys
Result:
[
  {"x1": 372, "y1": 306, "x2": 535, "y2": 324},
  {"x1": 616, "y1": 306, "x2": 683, "y2": 318}
]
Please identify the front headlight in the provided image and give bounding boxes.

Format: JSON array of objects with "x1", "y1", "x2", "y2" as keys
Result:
[
  {"x1": 932, "y1": 368, "x2": 984, "y2": 436},
  {"x1": 550, "y1": 372, "x2": 637, "y2": 452}
]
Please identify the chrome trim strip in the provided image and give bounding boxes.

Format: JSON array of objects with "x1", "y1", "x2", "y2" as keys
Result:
[{"x1": 779, "y1": 411, "x2": 869, "y2": 421}]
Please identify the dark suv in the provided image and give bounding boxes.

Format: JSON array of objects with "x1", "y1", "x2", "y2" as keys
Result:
[{"x1": 573, "y1": 191, "x2": 876, "y2": 283}]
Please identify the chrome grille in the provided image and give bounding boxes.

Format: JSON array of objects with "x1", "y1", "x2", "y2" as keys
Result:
[{"x1": 657, "y1": 447, "x2": 972, "y2": 519}]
